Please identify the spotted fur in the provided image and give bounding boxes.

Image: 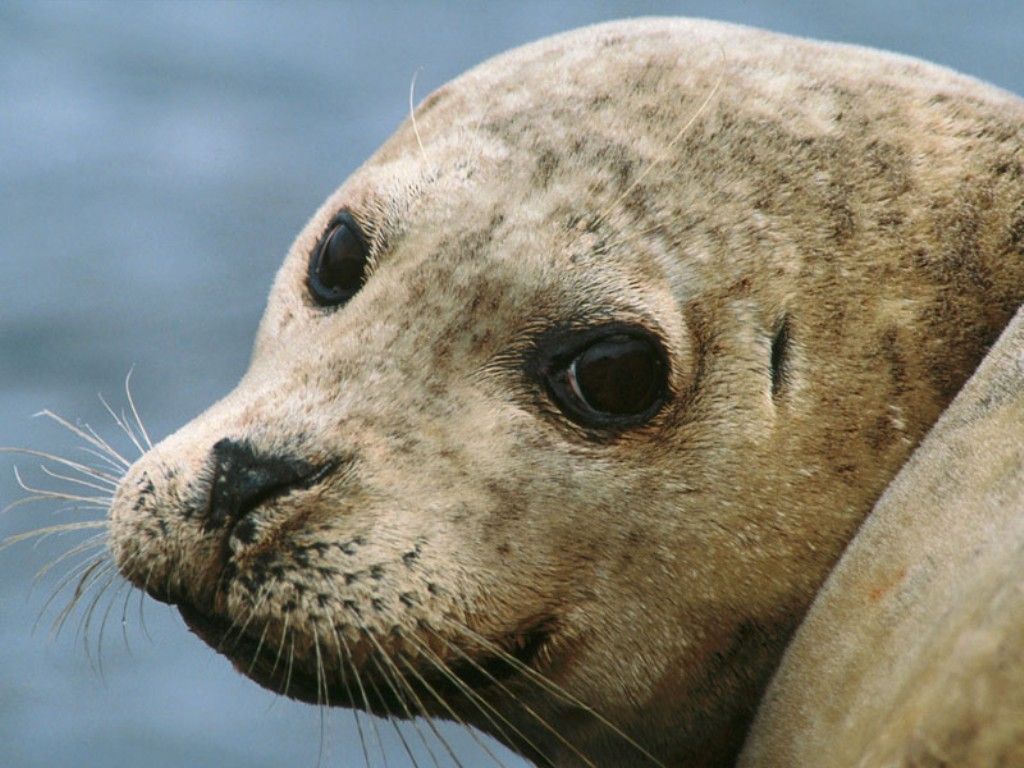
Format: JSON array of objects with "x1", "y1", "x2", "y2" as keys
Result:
[
  {"x1": 741, "y1": 307, "x2": 1024, "y2": 768},
  {"x1": 108, "y1": 19, "x2": 1024, "y2": 767}
]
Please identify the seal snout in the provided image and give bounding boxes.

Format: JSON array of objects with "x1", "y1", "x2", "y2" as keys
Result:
[{"x1": 203, "y1": 437, "x2": 332, "y2": 533}]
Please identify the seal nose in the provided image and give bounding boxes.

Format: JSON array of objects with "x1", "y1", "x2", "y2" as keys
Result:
[{"x1": 204, "y1": 438, "x2": 316, "y2": 531}]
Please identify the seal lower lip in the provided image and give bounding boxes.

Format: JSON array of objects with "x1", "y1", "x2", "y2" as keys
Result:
[{"x1": 177, "y1": 602, "x2": 555, "y2": 710}]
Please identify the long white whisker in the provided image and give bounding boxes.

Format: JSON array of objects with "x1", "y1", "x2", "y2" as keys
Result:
[
  {"x1": 0, "y1": 447, "x2": 119, "y2": 484},
  {"x1": 246, "y1": 621, "x2": 273, "y2": 678},
  {"x1": 13, "y1": 466, "x2": 113, "y2": 506},
  {"x1": 331, "y1": 628, "x2": 376, "y2": 768},
  {"x1": 337, "y1": 628, "x2": 390, "y2": 768},
  {"x1": 77, "y1": 566, "x2": 121, "y2": 662},
  {"x1": 34, "y1": 410, "x2": 130, "y2": 468},
  {"x1": 392, "y1": 652, "x2": 473, "y2": 768},
  {"x1": 440, "y1": 617, "x2": 666, "y2": 767},
  {"x1": 409, "y1": 68, "x2": 432, "y2": 174},
  {"x1": 97, "y1": 393, "x2": 146, "y2": 458},
  {"x1": 37, "y1": 463, "x2": 117, "y2": 493},
  {"x1": 2, "y1": 494, "x2": 94, "y2": 518},
  {"x1": 269, "y1": 615, "x2": 291, "y2": 681},
  {"x1": 282, "y1": 634, "x2": 296, "y2": 700},
  {"x1": 33, "y1": 532, "x2": 108, "y2": 583},
  {"x1": 424, "y1": 627, "x2": 578, "y2": 768},
  {"x1": 360, "y1": 626, "x2": 445, "y2": 768},
  {"x1": 312, "y1": 626, "x2": 330, "y2": 768},
  {"x1": 124, "y1": 367, "x2": 153, "y2": 450},
  {"x1": 41, "y1": 557, "x2": 109, "y2": 638},
  {"x1": 397, "y1": 642, "x2": 512, "y2": 768},
  {"x1": 1, "y1": 521, "x2": 108, "y2": 551},
  {"x1": 96, "y1": 580, "x2": 132, "y2": 676},
  {"x1": 221, "y1": 585, "x2": 272, "y2": 655},
  {"x1": 120, "y1": 587, "x2": 136, "y2": 653},
  {"x1": 365, "y1": 651, "x2": 434, "y2": 768},
  {"x1": 76, "y1": 445, "x2": 129, "y2": 476},
  {"x1": 412, "y1": 629, "x2": 558, "y2": 768},
  {"x1": 85, "y1": 419, "x2": 135, "y2": 468},
  {"x1": 363, "y1": 660, "x2": 422, "y2": 768},
  {"x1": 35, "y1": 552, "x2": 111, "y2": 632}
]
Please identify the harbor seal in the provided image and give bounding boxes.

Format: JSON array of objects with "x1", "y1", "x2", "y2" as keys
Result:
[{"x1": 106, "y1": 18, "x2": 1024, "y2": 767}]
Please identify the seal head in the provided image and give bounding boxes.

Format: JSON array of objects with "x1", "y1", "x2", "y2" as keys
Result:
[{"x1": 108, "y1": 18, "x2": 1024, "y2": 767}]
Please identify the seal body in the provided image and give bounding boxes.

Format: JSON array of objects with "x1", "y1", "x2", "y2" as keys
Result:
[{"x1": 107, "y1": 18, "x2": 1024, "y2": 767}]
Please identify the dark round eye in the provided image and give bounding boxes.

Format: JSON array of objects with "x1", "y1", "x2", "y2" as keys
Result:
[
  {"x1": 546, "y1": 331, "x2": 668, "y2": 427},
  {"x1": 308, "y1": 213, "x2": 368, "y2": 306}
]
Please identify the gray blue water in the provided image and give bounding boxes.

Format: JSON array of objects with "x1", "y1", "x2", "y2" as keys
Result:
[{"x1": 1, "y1": 2, "x2": 1021, "y2": 766}]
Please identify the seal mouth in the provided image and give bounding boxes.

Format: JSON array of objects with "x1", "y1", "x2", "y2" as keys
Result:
[{"x1": 177, "y1": 602, "x2": 556, "y2": 713}]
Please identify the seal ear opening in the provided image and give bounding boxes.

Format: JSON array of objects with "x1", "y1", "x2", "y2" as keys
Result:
[{"x1": 770, "y1": 317, "x2": 791, "y2": 398}]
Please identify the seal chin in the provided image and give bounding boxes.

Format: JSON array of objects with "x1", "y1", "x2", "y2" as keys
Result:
[
  {"x1": 175, "y1": 601, "x2": 325, "y2": 703},
  {"x1": 176, "y1": 601, "x2": 339, "y2": 705},
  {"x1": 177, "y1": 599, "x2": 558, "y2": 712}
]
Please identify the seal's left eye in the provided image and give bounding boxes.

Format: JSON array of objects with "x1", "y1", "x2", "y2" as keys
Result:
[{"x1": 308, "y1": 213, "x2": 368, "y2": 306}]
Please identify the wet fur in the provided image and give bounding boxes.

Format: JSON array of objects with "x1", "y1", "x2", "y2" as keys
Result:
[{"x1": 104, "y1": 19, "x2": 1024, "y2": 767}]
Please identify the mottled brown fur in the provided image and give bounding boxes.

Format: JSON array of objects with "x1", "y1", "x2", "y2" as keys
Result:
[
  {"x1": 740, "y1": 308, "x2": 1024, "y2": 768},
  {"x1": 108, "y1": 19, "x2": 1024, "y2": 767}
]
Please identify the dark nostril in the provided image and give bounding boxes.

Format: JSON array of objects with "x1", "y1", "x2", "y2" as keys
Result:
[{"x1": 204, "y1": 438, "x2": 326, "y2": 532}]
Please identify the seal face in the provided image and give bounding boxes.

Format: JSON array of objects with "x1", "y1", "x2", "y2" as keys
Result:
[{"x1": 107, "y1": 18, "x2": 1024, "y2": 767}]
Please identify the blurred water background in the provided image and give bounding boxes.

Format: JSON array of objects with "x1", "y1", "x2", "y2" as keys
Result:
[{"x1": 1, "y1": 2, "x2": 1021, "y2": 767}]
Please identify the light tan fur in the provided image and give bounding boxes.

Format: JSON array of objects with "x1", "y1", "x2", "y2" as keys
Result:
[
  {"x1": 740, "y1": 306, "x2": 1024, "y2": 767},
  {"x1": 106, "y1": 19, "x2": 1024, "y2": 767}
]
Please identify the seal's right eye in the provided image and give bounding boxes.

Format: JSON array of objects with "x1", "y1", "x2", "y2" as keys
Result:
[
  {"x1": 308, "y1": 213, "x2": 368, "y2": 306},
  {"x1": 566, "y1": 335, "x2": 664, "y2": 417},
  {"x1": 537, "y1": 327, "x2": 670, "y2": 430}
]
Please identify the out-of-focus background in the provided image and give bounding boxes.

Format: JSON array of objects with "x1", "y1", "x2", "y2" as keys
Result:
[{"x1": 1, "y1": 2, "x2": 1021, "y2": 766}]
